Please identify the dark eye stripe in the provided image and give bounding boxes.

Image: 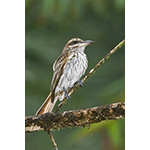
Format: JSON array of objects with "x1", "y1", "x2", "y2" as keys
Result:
[{"x1": 69, "y1": 41, "x2": 80, "y2": 45}]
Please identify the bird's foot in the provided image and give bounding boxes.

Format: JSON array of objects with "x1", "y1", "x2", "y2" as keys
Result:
[
  {"x1": 76, "y1": 80, "x2": 83, "y2": 87},
  {"x1": 63, "y1": 87, "x2": 71, "y2": 100}
]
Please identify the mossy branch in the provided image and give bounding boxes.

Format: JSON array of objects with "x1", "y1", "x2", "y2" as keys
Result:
[{"x1": 26, "y1": 102, "x2": 125, "y2": 133}]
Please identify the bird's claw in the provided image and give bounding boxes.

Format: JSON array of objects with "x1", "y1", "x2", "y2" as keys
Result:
[
  {"x1": 77, "y1": 80, "x2": 83, "y2": 87},
  {"x1": 63, "y1": 87, "x2": 71, "y2": 100}
]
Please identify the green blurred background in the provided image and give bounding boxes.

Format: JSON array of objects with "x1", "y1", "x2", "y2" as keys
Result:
[{"x1": 25, "y1": 0, "x2": 125, "y2": 150}]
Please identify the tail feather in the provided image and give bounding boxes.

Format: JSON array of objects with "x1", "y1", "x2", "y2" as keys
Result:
[{"x1": 35, "y1": 92, "x2": 59, "y2": 116}]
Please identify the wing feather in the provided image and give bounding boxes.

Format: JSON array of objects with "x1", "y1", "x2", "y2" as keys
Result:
[{"x1": 51, "y1": 53, "x2": 68, "y2": 102}]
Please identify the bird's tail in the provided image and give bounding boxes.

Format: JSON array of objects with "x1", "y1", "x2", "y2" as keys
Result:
[{"x1": 35, "y1": 92, "x2": 59, "y2": 116}]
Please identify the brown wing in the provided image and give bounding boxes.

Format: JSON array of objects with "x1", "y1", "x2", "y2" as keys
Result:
[{"x1": 51, "y1": 53, "x2": 68, "y2": 102}]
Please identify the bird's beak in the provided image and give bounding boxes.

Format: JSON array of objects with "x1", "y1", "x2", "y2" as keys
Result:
[{"x1": 84, "y1": 40, "x2": 94, "y2": 46}]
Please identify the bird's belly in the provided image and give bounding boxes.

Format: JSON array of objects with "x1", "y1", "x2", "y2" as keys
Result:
[{"x1": 55, "y1": 53, "x2": 88, "y2": 96}]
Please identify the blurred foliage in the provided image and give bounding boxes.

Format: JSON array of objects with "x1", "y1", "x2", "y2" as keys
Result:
[{"x1": 25, "y1": 0, "x2": 125, "y2": 150}]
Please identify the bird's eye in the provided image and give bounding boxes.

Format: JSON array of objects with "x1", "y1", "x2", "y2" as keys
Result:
[
  {"x1": 69, "y1": 41, "x2": 79, "y2": 45},
  {"x1": 73, "y1": 41, "x2": 78, "y2": 44}
]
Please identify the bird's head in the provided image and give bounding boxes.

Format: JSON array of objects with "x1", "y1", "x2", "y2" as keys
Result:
[{"x1": 63, "y1": 38, "x2": 94, "y2": 53}]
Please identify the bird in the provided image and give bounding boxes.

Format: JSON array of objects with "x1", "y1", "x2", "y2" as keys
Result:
[{"x1": 35, "y1": 38, "x2": 94, "y2": 116}]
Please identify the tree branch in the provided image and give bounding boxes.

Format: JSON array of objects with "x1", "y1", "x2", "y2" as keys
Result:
[
  {"x1": 25, "y1": 40, "x2": 125, "y2": 149},
  {"x1": 55, "y1": 39, "x2": 125, "y2": 112},
  {"x1": 25, "y1": 102, "x2": 125, "y2": 133}
]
